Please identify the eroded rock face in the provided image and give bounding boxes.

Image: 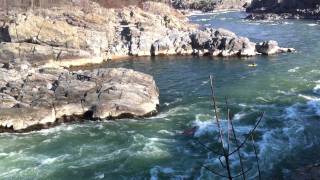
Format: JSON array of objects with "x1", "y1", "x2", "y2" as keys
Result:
[
  {"x1": 191, "y1": 28, "x2": 258, "y2": 57},
  {"x1": 0, "y1": 63, "x2": 159, "y2": 132}
]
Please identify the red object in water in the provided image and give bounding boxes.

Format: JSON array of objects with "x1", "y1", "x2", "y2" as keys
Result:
[{"x1": 182, "y1": 126, "x2": 198, "y2": 136}]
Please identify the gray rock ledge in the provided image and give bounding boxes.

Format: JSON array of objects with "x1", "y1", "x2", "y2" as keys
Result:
[{"x1": 0, "y1": 64, "x2": 159, "y2": 132}]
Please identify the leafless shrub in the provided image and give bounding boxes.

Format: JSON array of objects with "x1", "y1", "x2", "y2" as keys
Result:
[{"x1": 190, "y1": 75, "x2": 264, "y2": 180}]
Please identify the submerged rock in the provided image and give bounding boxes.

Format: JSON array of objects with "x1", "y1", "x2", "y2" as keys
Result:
[{"x1": 0, "y1": 66, "x2": 159, "y2": 132}]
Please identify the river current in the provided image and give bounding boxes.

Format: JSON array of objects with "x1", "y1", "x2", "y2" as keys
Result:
[{"x1": 1, "y1": 11, "x2": 320, "y2": 179}]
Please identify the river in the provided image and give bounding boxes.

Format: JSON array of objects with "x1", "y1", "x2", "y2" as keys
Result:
[{"x1": 0, "y1": 11, "x2": 320, "y2": 179}]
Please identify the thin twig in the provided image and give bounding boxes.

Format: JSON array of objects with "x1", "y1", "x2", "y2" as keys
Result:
[
  {"x1": 218, "y1": 156, "x2": 227, "y2": 168},
  {"x1": 195, "y1": 139, "x2": 223, "y2": 156},
  {"x1": 231, "y1": 167, "x2": 252, "y2": 179},
  {"x1": 226, "y1": 97, "x2": 231, "y2": 153},
  {"x1": 226, "y1": 97, "x2": 246, "y2": 180},
  {"x1": 251, "y1": 135, "x2": 262, "y2": 180},
  {"x1": 228, "y1": 112, "x2": 264, "y2": 156},
  {"x1": 202, "y1": 165, "x2": 229, "y2": 178},
  {"x1": 209, "y1": 75, "x2": 232, "y2": 179}
]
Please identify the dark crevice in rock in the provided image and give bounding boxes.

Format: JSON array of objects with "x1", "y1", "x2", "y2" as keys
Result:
[
  {"x1": 0, "y1": 26, "x2": 11, "y2": 42},
  {"x1": 0, "y1": 109, "x2": 158, "y2": 133}
]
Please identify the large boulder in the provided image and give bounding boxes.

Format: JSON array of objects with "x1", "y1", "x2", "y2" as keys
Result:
[
  {"x1": 0, "y1": 65, "x2": 159, "y2": 132},
  {"x1": 190, "y1": 28, "x2": 257, "y2": 56},
  {"x1": 256, "y1": 40, "x2": 295, "y2": 55}
]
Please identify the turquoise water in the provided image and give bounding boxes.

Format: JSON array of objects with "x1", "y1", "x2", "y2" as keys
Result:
[{"x1": 1, "y1": 11, "x2": 320, "y2": 179}]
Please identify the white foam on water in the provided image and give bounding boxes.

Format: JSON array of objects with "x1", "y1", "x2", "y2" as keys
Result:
[
  {"x1": 196, "y1": 18, "x2": 211, "y2": 22},
  {"x1": 313, "y1": 84, "x2": 320, "y2": 95},
  {"x1": 40, "y1": 154, "x2": 70, "y2": 165},
  {"x1": 41, "y1": 157, "x2": 58, "y2": 165},
  {"x1": 288, "y1": 66, "x2": 300, "y2": 72},
  {"x1": 157, "y1": 130, "x2": 175, "y2": 136},
  {"x1": 148, "y1": 106, "x2": 188, "y2": 120},
  {"x1": 277, "y1": 89, "x2": 296, "y2": 96},
  {"x1": 284, "y1": 104, "x2": 300, "y2": 119},
  {"x1": 193, "y1": 120, "x2": 216, "y2": 137},
  {"x1": 0, "y1": 168, "x2": 21, "y2": 177},
  {"x1": 307, "y1": 23, "x2": 318, "y2": 27},
  {"x1": 307, "y1": 99, "x2": 320, "y2": 116},
  {"x1": 132, "y1": 135, "x2": 171, "y2": 159},
  {"x1": 233, "y1": 112, "x2": 246, "y2": 120},
  {"x1": 94, "y1": 172, "x2": 105, "y2": 179},
  {"x1": 283, "y1": 22, "x2": 294, "y2": 25},
  {"x1": 257, "y1": 119, "x2": 305, "y2": 170},
  {"x1": 310, "y1": 69, "x2": 320, "y2": 74},
  {"x1": 247, "y1": 22, "x2": 261, "y2": 25},
  {"x1": 150, "y1": 166, "x2": 175, "y2": 180},
  {"x1": 256, "y1": 97, "x2": 270, "y2": 102},
  {"x1": 298, "y1": 94, "x2": 319, "y2": 101},
  {"x1": 187, "y1": 9, "x2": 240, "y2": 16},
  {"x1": 163, "y1": 98, "x2": 182, "y2": 107},
  {"x1": 193, "y1": 113, "x2": 252, "y2": 137}
]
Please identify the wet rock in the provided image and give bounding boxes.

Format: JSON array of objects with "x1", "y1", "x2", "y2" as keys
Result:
[
  {"x1": 191, "y1": 28, "x2": 257, "y2": 57},
  {"x1": 256, "y1": 40, "x2": 295, "y2": 55},
  {"x1": 0, "y1": 66, "x2": 159, "y2": 132}
]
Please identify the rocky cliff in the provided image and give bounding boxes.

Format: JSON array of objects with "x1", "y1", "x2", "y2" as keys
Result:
[{"x1": 247, "y1": 0, "x2": 320, "y2": 20}]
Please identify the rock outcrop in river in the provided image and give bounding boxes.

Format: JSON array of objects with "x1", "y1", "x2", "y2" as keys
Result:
[
  {"x1": 0, "y1": 62, "x2": 159, "y2": 132},
  {"x1": 246, "y1": 0, "x2": 320, "y2": 20}
]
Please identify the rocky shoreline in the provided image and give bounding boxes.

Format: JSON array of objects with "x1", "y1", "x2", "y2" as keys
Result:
[{"x1": 0, "y1": 1, "x2": 294, "y2": 132}]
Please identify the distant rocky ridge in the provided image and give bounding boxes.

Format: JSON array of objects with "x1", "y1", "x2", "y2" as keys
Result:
[
  {"x1": 0, "y1": 1, "x2": 293, "y2": 132},
  {"x1": 246, "y1": 0, "x2": 320, "y2": 20},
  {"x1": 172, "y1": 0, "x2": 252, "y2": 12}
]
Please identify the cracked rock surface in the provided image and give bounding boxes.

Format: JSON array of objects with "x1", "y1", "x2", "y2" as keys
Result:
[{"x1": 0, "y1": 62, "x2": 159, "y2": 132}]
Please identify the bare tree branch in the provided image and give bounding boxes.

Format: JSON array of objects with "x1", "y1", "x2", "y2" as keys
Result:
[
  {"x1": 251, "y1": 135, "x2": 262, "y2": 180},
  {"x1": 194, "y1": 139, "x2": 223, "y2": 156},
  {"x1": 202, "y1": 165, "x2": 229, "y2": 178},
  {"x1": 226, "y1": 97, "x2": 246, "y2": 180},
  {"x1": 209, "y1": 75, "x2": 232, "y2": 179},
  {"x1": 228, "y1": 112, "x2": 264, "y2": 157}
]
